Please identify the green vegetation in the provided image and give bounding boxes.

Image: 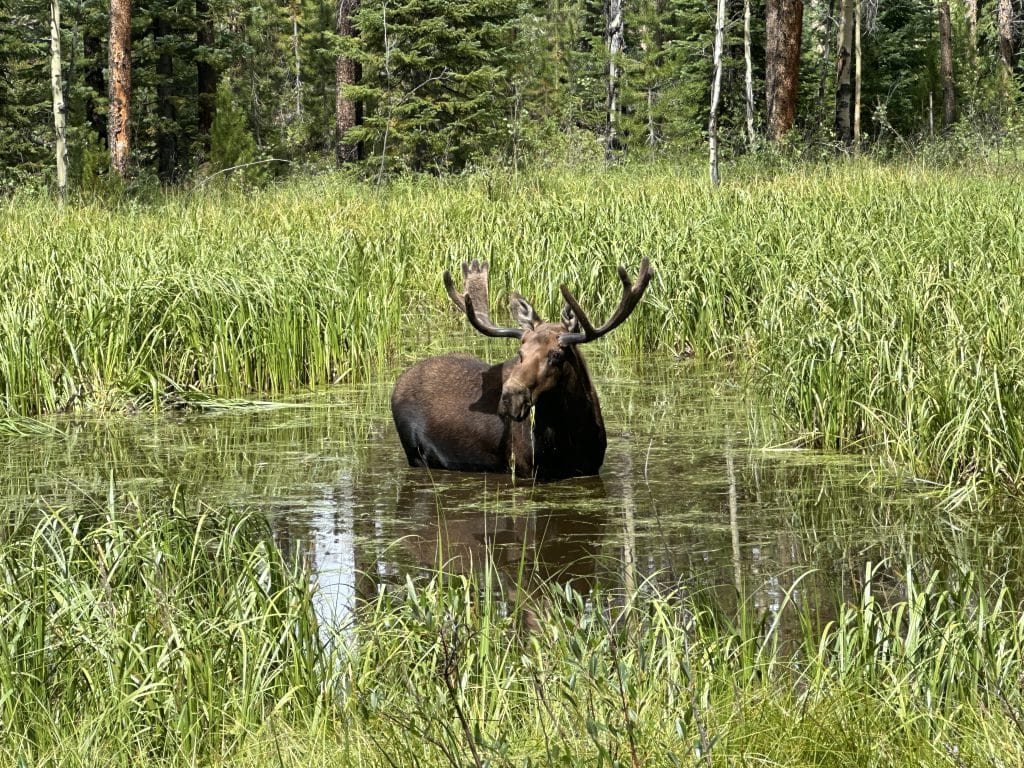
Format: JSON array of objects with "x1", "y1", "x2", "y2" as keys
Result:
[
  {"x1": 3, "y1": 160, "x2": 1024, "y2": 493},
  {"x1": 2, "y1": 501, "x2": 1024, "y2": 766}
]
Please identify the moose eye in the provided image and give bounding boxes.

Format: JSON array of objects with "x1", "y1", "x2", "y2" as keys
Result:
[{"x1": 547, "y1": 349, "x2": 565, "y2": 366}]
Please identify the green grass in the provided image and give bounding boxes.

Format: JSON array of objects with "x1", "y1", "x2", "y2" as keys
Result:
[
  {"x1": 3, "y1": 500, "x2": 1024, "y2": 767},
  {"x1": 3, "y1": 159, "x2": 1024, "y2": 492}
]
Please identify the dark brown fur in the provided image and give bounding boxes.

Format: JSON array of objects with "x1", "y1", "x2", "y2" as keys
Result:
[{"x1": 391, "y1": 260, "x2": 651, "y2": 480}]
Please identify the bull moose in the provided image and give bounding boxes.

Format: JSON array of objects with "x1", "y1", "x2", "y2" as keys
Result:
[{"x1": 391, "y1": 258, "x2": 653, "y2": 480}]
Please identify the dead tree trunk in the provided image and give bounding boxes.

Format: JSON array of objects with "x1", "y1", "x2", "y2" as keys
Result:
[
  {"x1": 291, "y1": 0, "x2": 302, "y2": 121},
  {"x1": 605, "y1": 0, "x2": 625, "y2": 160},
  {"x1": 50, "y1": 0, "x2": 68, "y2": 196},
  {"x1": 108, "y1": 0, "x2": 131, "y2": 177},
  {"x1": 834, "y1": 0, "x2": 854, "y2": 146},
  {"x1": 744, "y1": 0, "x2": 756, "y2": 146},
  {"x1": 709, "y1": 0, "x2": 726, "y2": 185},
  {"x1": 853, "y1": 0, "x2": 861, "y2": 145},
  {"x1": 335, "y1": 0, "x2": 362, "y2": 164}
]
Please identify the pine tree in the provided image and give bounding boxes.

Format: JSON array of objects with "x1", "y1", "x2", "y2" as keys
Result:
[
  {"x1": 0, "y1": 0, "x2": 52, "y2": 192},
  {"x1": 348, "y1": 0, "x2": 526, "y2": 172}
]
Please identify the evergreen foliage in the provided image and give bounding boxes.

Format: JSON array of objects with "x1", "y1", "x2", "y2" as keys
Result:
[
  {"x1": 209, "y1": 80, "x2": 257, "y2": 172},
  {"x1": 0, "y1": 0, "x2": 51, "y2": 193},
  {"x1": 346, "y1": 0, "x2": 525, "y2": 172},
  {"x1": 0, "y1": 0, "x2": 1021, "y2": 185}
]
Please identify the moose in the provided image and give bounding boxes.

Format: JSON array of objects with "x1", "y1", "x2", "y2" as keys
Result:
[{"x1": 390, "y1": 258, "x2": 653, "y2": 480}]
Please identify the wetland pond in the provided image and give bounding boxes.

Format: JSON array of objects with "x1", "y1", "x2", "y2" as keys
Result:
[{"x1": 3, "y1": 352, "x2": 1023, "y2": 632}]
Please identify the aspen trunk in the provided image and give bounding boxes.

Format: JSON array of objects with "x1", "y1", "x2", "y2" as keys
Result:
[
  {"x1": 50, "y1": 0, "x2": 67, "y2": 196},
  {"x1": 853, "y1": 0, "x2": 861, "y2": 146},
  {"x1": 335, "y1": 0, "x2": 361, "y2": 164},
  {"x1": 938, "y1": 0, "x2": 956, "y2": 128},
  {"x1": 291, "y1": 0, "x2": 302, "y2": 120},
  {"x1": 834, "y1": 0, "x2": 854, "y2": 146},
  {"x1": 605, "y1": 0, "x2": 624, "y2": 160},
  {"x1": 709, "y1": 0, "x2": 726, "y2": 186},
  {"x1": 765, "y1": 0, "x2": 804, "y2": 141},
  {"x1": 108, "y1": 0, "x2": 131, "y2": 177},
  {"x1": 744, "y1": 0, "x2": 756, "y2": 146}
]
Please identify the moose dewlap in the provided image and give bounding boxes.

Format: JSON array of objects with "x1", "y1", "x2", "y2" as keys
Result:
[{"x1": 391, "y1": 259, "x2": 653, "y2": 480}]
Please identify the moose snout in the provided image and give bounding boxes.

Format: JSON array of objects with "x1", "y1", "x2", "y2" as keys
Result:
[{"x1": 498, "y1": 387, "x2": 532, "y2": 421}]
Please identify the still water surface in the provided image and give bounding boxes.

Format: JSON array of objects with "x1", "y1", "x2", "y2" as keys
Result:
[{"x1": 3, "y1": 354, "x2": 1023, "y2": 627}]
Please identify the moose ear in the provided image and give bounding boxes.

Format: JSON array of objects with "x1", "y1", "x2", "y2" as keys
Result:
[
  {"x1": 560, "y1": 303, "x2": 580, "y2": 333},
  {"x1": 509, "y1": 292, "x2": 543, "y2": 330}
]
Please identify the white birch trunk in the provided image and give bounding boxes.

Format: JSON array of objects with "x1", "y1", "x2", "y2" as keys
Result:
[
  {"x1": 605, "y1": 0, "x2": 624, "y2": 160},
  {"x1": 744, "y1": 0, "x2": 756, "y2": 146},
  {"x1": 709, "y1": 0, "x2": 726, "y2": 186},
  {"x1": 50, "y1": 0, "x2": 68, "y2": 197},
  {"x1": 853, "y1": 0, "x2": 861, "y2": 147},
  {"x1": 292, "y1": 0, "x2": 302, "y2": 120}
]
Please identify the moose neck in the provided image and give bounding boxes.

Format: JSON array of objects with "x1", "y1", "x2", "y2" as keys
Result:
[{"x1": 530, "y1": 347, "x2": 607, "y2": 479}]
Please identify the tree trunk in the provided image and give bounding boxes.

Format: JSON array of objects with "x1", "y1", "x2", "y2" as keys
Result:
[
  {"x1": 709, "y1": 0, "x2": 727, "y2": 185},
  {"x1": 291, "y1": 0, "x2": 302, "y2": 121},
  {"x1": 154, "y1": 10, "x2": 176, "y2": 181},
  {"x1": 335, "y1": 0, "x2": 361, "y2": 164},
  {"x1": 834, "y1": 0, "x2": 854, "y2": 146},
  {"x1": 815, "y1": 0, "x2": 835, "y2": 130},
  {"x1": 50, "y1": 0, "x2": 68, "y2": 196},
  {"x1": 108, "y1": 0, "x2": 131, "y2": 177},
  {"x1": 765, "y1": 0, "x2": 804, "y2": 141},
  {"x1": 998, "y1": 0, "x2": 1015, "y2": 77},
  {"x1": 197, "y1": 0, "x2": 218, "y2": 149},
  {"x1": 646, "y1": 85, "x2": 657, "y2": 146},
  {"x1": 965, "y1": 0, "x2": 978, "y2": 75},
  {"x1": 604, "y1": 0, "x2": 624, "y2": 160},
  {"x1": 744, "y1": 0, "x2": 756, "y2": 146},
  {"x1": 938, "y1": 0, "x2": 956, "y2": 128},
  {"x1": 643, "y1": 0, "x2": 664, "y2": 148},
  {"x1": 853, "y1": 0, "x2": 861, "y2": 145}
]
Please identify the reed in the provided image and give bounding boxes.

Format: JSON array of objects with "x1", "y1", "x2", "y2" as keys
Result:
[
  {"x1": 3, "y1": 159, "x2": 1024, "y2": 490},
  {"x1": 4, "y1": 501, "x2": 1024, "y2": 766}
]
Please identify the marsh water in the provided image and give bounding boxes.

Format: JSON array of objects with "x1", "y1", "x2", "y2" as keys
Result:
[{"x1": 3, "y1": 352, "x2": 1023, "y2": 627}]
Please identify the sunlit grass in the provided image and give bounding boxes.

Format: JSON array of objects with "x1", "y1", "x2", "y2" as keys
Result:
[
  {"x1": 3, "y1": 159, "x2": 1024, "y2": 491},
  {"x1": 3, "y1": 502, "x2": 1024, "y2": 766}
]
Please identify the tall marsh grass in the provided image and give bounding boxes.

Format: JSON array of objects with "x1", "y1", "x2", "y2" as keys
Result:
[
  {"x1": 3, "y1": 160, "x2": 1024, "y2": 490},
  {"x1": 4, "y1": 501, "x2": 1024, "y2": 766}
]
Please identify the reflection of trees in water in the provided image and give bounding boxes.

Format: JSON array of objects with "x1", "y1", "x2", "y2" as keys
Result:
[{"x1": 6, "y1": 370, "x2": 1024, "y2": 634}]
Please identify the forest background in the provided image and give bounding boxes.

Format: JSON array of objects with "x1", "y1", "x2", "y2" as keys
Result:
[{"x1": 2, "y1": 0, "x2": 1022, "y2": 193}]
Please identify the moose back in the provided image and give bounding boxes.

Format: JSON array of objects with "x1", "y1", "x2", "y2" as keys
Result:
[{"x1": 391, "y1": 259, "x2": 653, "y2": 480}]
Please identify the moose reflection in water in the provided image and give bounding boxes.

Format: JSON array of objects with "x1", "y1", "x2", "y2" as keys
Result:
[
  {"x1": 393, "y1": 474, "x2": 610, "y2": 597},
  {"x1": 391, "y1": 259, "x2": 653, "y2": 479}
]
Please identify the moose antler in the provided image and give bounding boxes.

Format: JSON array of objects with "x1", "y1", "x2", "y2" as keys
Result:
[
  {"x1": 443, "y1": 260, "x2": 524, "y2": 339},
  {"x1": 558, "y1": 258, "x2": 653, "y2": 345}
]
